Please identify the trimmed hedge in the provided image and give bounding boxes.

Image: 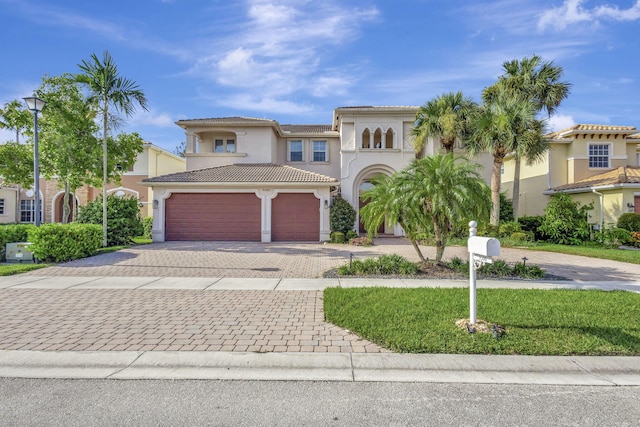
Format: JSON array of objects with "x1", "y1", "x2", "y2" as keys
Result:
[
  {"x1": 0, "y1": 224, "x2": 36, "y2": 261},
  {"x1": 142, "y1": 217, "x2": 153, "y2": 239},
  {"x1": 28, "y1": 223, "x2": 102, "y2": 263},
  {"x1": 618, "y1": 213, "x2": 640, "y2": 233},
  {"x1": 77, "y1": 195, "x2": 143, "y2": 246}
]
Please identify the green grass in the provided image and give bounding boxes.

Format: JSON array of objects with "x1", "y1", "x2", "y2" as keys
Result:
[
  {"x1": 0, "y1": 263, "x2": 50, "y2": 276},
  {"x1": 324, "y1": 287, "x2": 640, "y2": 355},
  {"x1": 521, "y1": 243, "x2": 640, "y2": 264}
]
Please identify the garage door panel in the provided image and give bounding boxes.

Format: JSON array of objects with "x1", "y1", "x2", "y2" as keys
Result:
[
  {"x1": 272, "y1": 193, "x2": 319, "y2": 241},
  {"x1": 166, "y1": 193, "x2": 261, "y2": 241}
]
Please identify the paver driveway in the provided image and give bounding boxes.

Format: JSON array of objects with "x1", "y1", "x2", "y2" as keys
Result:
[{"x1": 21, "y1": 238, "x2": 639, "y2": 281}]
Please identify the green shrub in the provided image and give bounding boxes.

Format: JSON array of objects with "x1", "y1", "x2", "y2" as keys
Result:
[
  {"x1": 0, "y1": 224, "x2": 36, "y2": 261},
  {"x1": 512, "y1": 262, "x2": 545, "y2": 279},
  {"x1": 509, "y1": 231, "x2": 530, "y2": 242},
  {"x1": 539, "y1": 193, "x2": 591, "y2": 245},
  {"x1": 345, "y1": 230, "x2": 358, "y2": 240},
  {"x1": 28, "y1": 223, "x2": 102, "y2": 262},
  {"x1": 478, "y1": 259, "x2": 513, "y2": 277},
  {"x1": 617, "y1": 213, "x2": 640, "y2": 232},
  {"x1": 499, "y1": 192, "x2": 514, "y2": 223},
  {"x1": 77, "y1": 195, "x2": 143, "y2": 246},
  {"x1": 595, "y1": 226, "x2": 633, "y2": 247},
  {"x1": 518, "y1": 216, "x2": 545, "y2": 241},
  {"x1": 331, "y1": 231, "x2": 345, "y2": 244},
  {"x1": 498, "y1": 221, "x2": 522, "y2": 237},
  {"x1": 330, "y1": 196, "x2": 356, "y2": 235},
  {"x1": 338, "y1": 254, "x2": 418, "y2": 276},
  {"x1": 142, "y1": 217, "x2": 153, "y2": 239}
]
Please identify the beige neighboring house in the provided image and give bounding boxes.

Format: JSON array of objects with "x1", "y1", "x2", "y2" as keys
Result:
[
  {"x1": 142, "y1": 106, "x2": 494, "y2": 243},
  {"x1": 501, "y1": 124, "x2": 640, "y2": 229},
  {"x1": 0, "y1": 142, "x2": 185, "y2": 225}
]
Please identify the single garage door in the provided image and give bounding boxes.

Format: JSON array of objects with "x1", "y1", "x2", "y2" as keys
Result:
[
  {"x1": 165, "y1": 193, "x2": 261, "y2": 241},
  {"x1": 272, "y1": 193, "x2": 319, "y2": 241}
]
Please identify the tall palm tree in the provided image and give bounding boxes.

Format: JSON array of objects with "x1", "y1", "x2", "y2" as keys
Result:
[
  {"x1": 412, "y1": 92, "x2": 478, "y2": 156},
  {"x1": 76, "y1": 51, "x2": 148, "y2": 246},
  {"x1": 466, "y1": 96, "x2": 538, "y2": 227},
  {"x1": 484, "y1": 55, "x2": 570, "y2": 220},
  {"x1": 360, "y1": 154, "x2": 490, "y2": 263}
]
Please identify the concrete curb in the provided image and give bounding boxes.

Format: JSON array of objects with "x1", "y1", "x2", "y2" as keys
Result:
[{"x1": 1, "y1": 351, "x2": 639, "y2": 385}]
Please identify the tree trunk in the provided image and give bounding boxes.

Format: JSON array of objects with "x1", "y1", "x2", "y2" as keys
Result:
[
  {"x1": 409, "y1": 238, "x2": 426, "y2": 263},
  {"x1": 512, "y1": 156, "x2": 521, "y2": 221},
  {"x1": 102, "y1": 107, "x2": 108, "y2": 247},
  {"x1": 433, "y1": 222, "x2": 445, "y2": 263},
  {"x1": 62, "y1": 181, "x2": 70, "y2": 224},
  {"x1": 490, "y1": 158, "x2": 502, "y2": 227}
]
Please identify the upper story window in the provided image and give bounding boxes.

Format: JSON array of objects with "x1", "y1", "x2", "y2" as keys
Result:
[
  {"x1": 288, "y1": 140, "x2": 303, "y2": 162},
  {"x1": 214, "y1": 139, "x2": 236, "y2": 153},
  {"x1": 0, "y1": 198, "x2": 4, "y2": 215},
  {"x1": 312, "y1": 140, "x2": 327, "y2": 162},
  {"x1": 588, "y1": 144, "x2": 610, "y2": 168}
]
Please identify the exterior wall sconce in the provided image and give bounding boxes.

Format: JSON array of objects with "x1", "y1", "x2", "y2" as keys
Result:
[
  {"x1": 627, "y1": 202, "x2": 635, "y2": 211},
  {"x1": 153, "y1": 199, "x2": 159, "y2": 209}
]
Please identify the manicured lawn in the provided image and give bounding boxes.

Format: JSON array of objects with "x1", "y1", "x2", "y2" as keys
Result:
[
  {"x1": 324, "y1": 287, "x2": 640, "y2": 355},
  {"x1": 0, "y1": 263, "x2": 50, "y2": 276},
  {"x1": 522, "y1": 243, "x2": 640, "y2": 265}
]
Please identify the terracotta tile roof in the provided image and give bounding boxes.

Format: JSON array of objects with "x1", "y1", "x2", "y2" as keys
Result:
[
  {"x1": 281, "y1": 124, "x2": 334, "y2": 134},
  {"x1": 628, "y1": 133, "x2": 640, "y2": 140},
  {"x1": 547, "y1": 124, "x2": 637, "y2": 139},
  {"x1": 552, "y1": 166, "x2": 640, "y2": 191},
  {"x1": 142, "y1": 163, "x2": 338, "y2": 184}
]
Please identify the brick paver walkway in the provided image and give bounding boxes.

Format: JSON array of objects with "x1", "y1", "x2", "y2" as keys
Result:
[{"x1": 0, "y1": 289, "x2": 387, "y2": 353}]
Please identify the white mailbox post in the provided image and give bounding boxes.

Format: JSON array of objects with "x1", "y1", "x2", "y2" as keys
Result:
[{"x1": 467, "y1": 221, "x2": 500, "y2": 324}]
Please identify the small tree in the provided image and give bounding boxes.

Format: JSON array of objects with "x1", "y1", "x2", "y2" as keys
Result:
[
  {"x1": 77, "y1": 194, "x2": 143, "y2": 246},
  {"x1": 330, "y1": 196, "x2": 356, "y2": 235},
  {"x1": 539, "y1": 192, "x2": 591, "y2": 245}
]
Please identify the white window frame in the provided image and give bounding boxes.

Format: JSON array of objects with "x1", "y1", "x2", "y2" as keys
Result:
[
  {"x1": 311, "y1": 140, "x2": 328, "y2": 162},
  {"x1": 214, "y1": 138, "x2": 236, "y2": 153},
  {"x1": 288, "y1": 140, "x2": 304, "y2": 162},
  {"x1": 588, "y1": 143, "x2": 610, "y2": 168},
  {"x1": 20, "y1": 199, "x2": 35, "y2": 223}
]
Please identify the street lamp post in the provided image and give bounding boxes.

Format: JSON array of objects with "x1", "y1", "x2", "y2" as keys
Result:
[{"x1": 23, "y1": 96, "x2": 46, "y2": 226}]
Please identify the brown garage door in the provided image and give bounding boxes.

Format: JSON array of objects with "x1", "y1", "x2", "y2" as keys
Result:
[
  {"x1": 272, "y1": 193, "x2": 319, "y2": 241},
  {"x1": 165, "y1": 193, "x2": 261, "y2": 241}
]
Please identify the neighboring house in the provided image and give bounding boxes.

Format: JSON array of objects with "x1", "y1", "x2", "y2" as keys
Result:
[
  {"x1": 501, "y1": 124, "x2": 640, "y2": 228},
  {"x1": 0, "y1": 142, "x2": 185, "y2": 225},
  {"x1": 142, "y1": 106, "x2": 494, "y2": 242}
]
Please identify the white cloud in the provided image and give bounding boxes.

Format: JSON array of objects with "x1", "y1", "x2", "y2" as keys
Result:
[
  {"x1": 538, "y1": 0, "x2": 640, "y2": 31},
  {"x1": 218, "y1": 93, "x2": 314, "y2": 115},
  {"x1": 547, "y1": 114, "x2": 575, "y2": 132},
  {"x1": 130, "y1": 111, "x2": 175, "y2": 128},
  {"x1": 190, "y1": 0, "x2": 379, "y2": 109}
]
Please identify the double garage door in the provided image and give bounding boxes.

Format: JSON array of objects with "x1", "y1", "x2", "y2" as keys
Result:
[{"x1": 165, "y1": 193, "x2": 319, "y2": 241}]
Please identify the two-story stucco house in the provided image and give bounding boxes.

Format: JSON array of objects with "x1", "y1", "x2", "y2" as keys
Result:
[
  {"x1": 142, "y1": 106, "x2": 494, "y2": 243},
  {"x1": 501, "y1": 124, "x2": 640, "y2": 228},
  {"x1": 0, "y1": 142, "x2": 185, "y2": 224}
]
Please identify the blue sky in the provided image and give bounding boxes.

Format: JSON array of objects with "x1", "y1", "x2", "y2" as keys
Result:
[{"x1": 1, "y1": 0, "x2": 639, "y2": 152}]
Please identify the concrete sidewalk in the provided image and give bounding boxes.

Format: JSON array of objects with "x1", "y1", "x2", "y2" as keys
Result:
[
  {"x1": 1, "y1": 350, "x2": 639, "y2": 385},
  {"x1": 1, "y1": 276, "x2": 639, "y2": 384}
]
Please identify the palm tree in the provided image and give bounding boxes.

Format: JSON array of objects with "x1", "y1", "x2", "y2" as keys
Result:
[
  {"x1": 76, "y1": 51, "x2": 148, "y2": 246},
  {"x1": 0, "y1": 100, "x2": 32, "y2": 143},
  {"x1": 412, "y1": 92, "x2": 478, "y2": 156},
  {"x1": 483, "y1": 55, "x2": 570, "y2": 220},
  {"x1": 360, "y1": 154, "x2": 490, "y2": 263},
  {"x1": 466, "y1": 96, "x2": 538, "y2": 227}
]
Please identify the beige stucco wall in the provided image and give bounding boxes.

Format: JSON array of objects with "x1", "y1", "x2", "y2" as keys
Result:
[{"x1": 0, "y1": 188, "x2": 18, "y2": 224}]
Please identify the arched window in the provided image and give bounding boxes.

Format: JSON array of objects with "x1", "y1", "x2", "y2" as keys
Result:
[
  {"x1": 373, "y1": 128, "x2": 383, "y2": 149},
  {"x1": 361, "y1": 128, "x2": 371, "y2": 149},
  {"x1": 385, "y1": 128, "x2": 394, "y2": 149}
]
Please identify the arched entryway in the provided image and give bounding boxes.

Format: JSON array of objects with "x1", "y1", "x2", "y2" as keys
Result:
[
  {"x1": 354, "y1": 165, "x2": 397, "y2": 236},
  {"x1": 53, "y1": 192, "x2": 79, "y2": 223}
]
